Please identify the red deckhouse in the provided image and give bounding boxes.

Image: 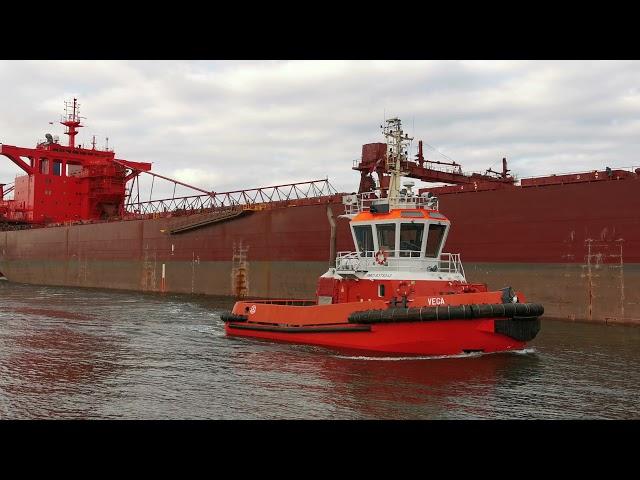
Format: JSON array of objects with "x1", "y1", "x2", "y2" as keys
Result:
[{"x1": 0, "y1": 98, "x2": 151, "y2": 224}]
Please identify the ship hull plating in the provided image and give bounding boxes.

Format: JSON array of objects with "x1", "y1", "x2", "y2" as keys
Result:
[
  {"x1": 225, "y1": 320, "x2": 528, "y2": 357},
  {"x1": 2, "y1": 177, "x2": 640, "y2": 324},
  {"x1": 0, "y1": 202, "x2": 351, "y2": 299}
]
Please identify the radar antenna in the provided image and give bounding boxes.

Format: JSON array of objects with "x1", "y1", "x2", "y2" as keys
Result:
[{"x1": 60, "y1": 98, "x2": 85, "y2": 148}]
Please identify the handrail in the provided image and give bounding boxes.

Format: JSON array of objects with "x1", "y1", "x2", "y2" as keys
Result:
[
  {"x1": 343, "y1": 192, "x2": 438, "y2": 215},
  {"x1": 335, "y1": 250, "x2": 465, "y2": 276},
  {"x1": 237, "y1": 299, "x2": 317, "y2": 306},
  {"x1": 519, "y1": 165, "x2": 640, "y2": 181}
]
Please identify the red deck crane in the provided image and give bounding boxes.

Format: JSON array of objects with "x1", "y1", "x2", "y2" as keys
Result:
[
  {"x1": 353, "y1": 139, "x2": 516, "y2": 196},
  {"x1": 0, "y1": 99, "x2": 341, "y2": 228}
]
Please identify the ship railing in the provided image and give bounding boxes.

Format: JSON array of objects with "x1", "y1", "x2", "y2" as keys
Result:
[
  {"x1": 387, "y1": 195, "x2": 438, "y2": 211},
  {"x1": 240, "y1": 299, "x2": 317, "y2": 306},
  {"x1": 335, "y1": 250, "x2": 464, "y2": 277},
  {"x1": 343, "y1": 193, "x2": 438, "y2": 215},
  {"x1": 335, "y1": 251, "x2": 365, "y2": 271},
  {"x1": 439, "y1": 253, "x2": 465, "y2": 277},
  {"x1": 520, "y1": 165, "x2": 640, "y2": 181}
]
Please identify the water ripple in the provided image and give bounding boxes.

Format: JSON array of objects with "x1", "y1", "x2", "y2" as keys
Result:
[{"x1": 0, "y1": 281, "x2": 639, "y2": 419}]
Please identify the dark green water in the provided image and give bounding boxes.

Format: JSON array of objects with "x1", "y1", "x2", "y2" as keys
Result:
[{"x1": 0, "y1": 281, "x2": 638, "y2": 419}]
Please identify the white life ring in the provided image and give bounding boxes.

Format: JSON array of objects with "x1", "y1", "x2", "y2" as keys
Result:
[{"x1": 375, "y1": 250, "x2": 388, "y2": 265}]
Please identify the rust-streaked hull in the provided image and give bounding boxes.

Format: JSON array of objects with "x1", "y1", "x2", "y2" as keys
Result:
[
  {"x1": 2, "y1": 176, "x2": 640, "y2": 324},
  {"x1": 0, "y1": 202, "x2": 352, "y2": 298}
]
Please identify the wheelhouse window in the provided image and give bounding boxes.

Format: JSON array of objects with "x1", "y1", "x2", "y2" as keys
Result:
[
  {"x1": 39, "y1": 158, "x2": 49, "y2": 174},
  {"x1": 53, "y1": 160, "x2": 62, "y2": 176},
  {"x1": 425, "y1": 224, "x2": 446, "y2": 258},
  {"x1": 376, "y1": 223, "x2": 396, "y2": 256},
  {"x1": 353, "y1": 225, "x2": 374, "y2": 256},
  {"x1": 67, "y1": 163, "x2": 82, "y2": 176},
  {"x1": 400, "y1": 223, "x2": 424, "y2": 257}
]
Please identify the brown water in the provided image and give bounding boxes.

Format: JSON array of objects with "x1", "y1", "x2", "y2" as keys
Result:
[{"x1": 0, "y1": 280, "x2": 638, "y2": 419}]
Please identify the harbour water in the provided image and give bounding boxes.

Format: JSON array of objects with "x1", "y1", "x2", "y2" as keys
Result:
[{"x1": 0, "y1": 281, "x2": 638, "y2": 419}]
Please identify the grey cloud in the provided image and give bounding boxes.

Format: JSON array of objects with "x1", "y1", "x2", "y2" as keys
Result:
[{"x1": 0, "y1": 60, "x2": 639, "y2": 197}]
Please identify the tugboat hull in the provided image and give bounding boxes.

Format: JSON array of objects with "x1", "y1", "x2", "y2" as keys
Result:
[{"x1": 224, "y1": 317, "x2": 538, "y2": 356}]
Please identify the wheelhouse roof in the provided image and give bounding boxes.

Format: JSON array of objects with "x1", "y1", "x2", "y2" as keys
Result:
[{"x1": 351, "y1": 209, "x2": 449, "y2": 222}]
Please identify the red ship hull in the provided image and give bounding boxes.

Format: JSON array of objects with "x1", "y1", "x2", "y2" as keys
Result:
[
  {"x1": 1, "y1": 171, "x2": 639, "y2": 324},
  {"x1": 225, "y1": 320, "x2": 526, "y2": 356},
  {"x1": 223, "y1": 293, "x2": 540, "y2": 356},
  {"x1": 441, "y1": 176, "x2": 640, "y2": 263}
]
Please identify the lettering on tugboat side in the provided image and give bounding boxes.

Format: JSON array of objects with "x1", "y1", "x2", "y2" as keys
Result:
[
  {"x1": 427, "y1": 297, "x2": 446, "y2": 306},
  {"x1": 366, "y1": 273, "x2": 393, "y2": 278}
]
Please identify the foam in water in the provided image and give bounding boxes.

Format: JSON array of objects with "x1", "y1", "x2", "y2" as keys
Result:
[
  {"x1": 183, "y1": 325, "x2": 218, "y2": 335},
  {"x1": 335, "y1": 348, "x2": 537, "y2": 361}
]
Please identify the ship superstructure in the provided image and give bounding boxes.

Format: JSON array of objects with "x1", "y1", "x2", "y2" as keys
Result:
[
  {"x1": 318, "y1": 119, "x2": 471, "y2": 305},
  {"x1": 0, "y1": 99, "x2": 152, "y2": 225}
]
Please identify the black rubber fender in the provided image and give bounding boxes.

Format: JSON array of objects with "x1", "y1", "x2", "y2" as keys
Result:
[
  {"x1": 495, "y1": 317, "x2": 541, "y2": 341},
  {"x1": 348, "y1": 303, "x2": 544, "y2": 324},
  {"x1": 220, "y1": 312, "x2": 248, "y2": 323}
]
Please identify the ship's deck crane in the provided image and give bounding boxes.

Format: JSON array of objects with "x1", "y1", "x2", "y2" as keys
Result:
[
  {"x1": 353, "y1": 135, "x2": 516, "y2": 196},
  {"x1": 0, "y1": 98, "x2": 341, "y2": 228}
]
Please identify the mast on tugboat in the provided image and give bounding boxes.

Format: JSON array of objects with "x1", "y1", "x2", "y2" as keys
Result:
[{"x1": 382, "y1": 117, "x2": 411, "y2": 200}]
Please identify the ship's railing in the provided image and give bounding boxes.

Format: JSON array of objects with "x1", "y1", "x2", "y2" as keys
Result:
[
  {"x1": 519, "y1": 165, "x2": 640, "y2": 181},
  {"x1": 238, "y1": 299, "x2": 317, "y2": 306},
  {"x1": 125, "y1": 179, "x2": 339, "y2": 216},
  {"x1": 343, "y1": 192, "x2": 438, "y2": 215},
  {"x1": 335, "y1": 251, "x2": 365, "y2": 271},
  {"x1": 439, "y1": 253, "x2": 465, "y2": 277},
  {"x1": 335, "y1": 250, "x2": 464, "y2": 277}
]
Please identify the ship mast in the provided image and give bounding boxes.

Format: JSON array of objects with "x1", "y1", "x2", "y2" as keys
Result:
[
  {"x1": 382, "y1": 118, "x2": 412, "y2": 198},
  {"x1": 60, "y1": 98, "x2": 84, "y2": 148}
]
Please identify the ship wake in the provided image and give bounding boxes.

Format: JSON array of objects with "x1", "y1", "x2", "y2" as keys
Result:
[{"x1": 335, "y1": 348, "x2": 537, "y2": 361}]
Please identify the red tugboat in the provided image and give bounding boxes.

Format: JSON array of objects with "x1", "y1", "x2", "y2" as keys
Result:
[{"x1": 223, "y1": 119, "x2": 543, "y2": 356}]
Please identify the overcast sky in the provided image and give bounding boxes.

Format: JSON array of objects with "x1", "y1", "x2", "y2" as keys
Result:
[{"x1": 0, "y1": 60, "x2": 638, "y2": 198}]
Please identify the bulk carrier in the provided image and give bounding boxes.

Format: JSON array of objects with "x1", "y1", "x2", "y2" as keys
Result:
[{"x1": 1, "y1": 100, "x2": 638, "y2": 324}]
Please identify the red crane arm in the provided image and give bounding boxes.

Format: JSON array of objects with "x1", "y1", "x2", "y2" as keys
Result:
[{"x1": 0, "y1": 144, "x2": 35, "y2": 174}]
